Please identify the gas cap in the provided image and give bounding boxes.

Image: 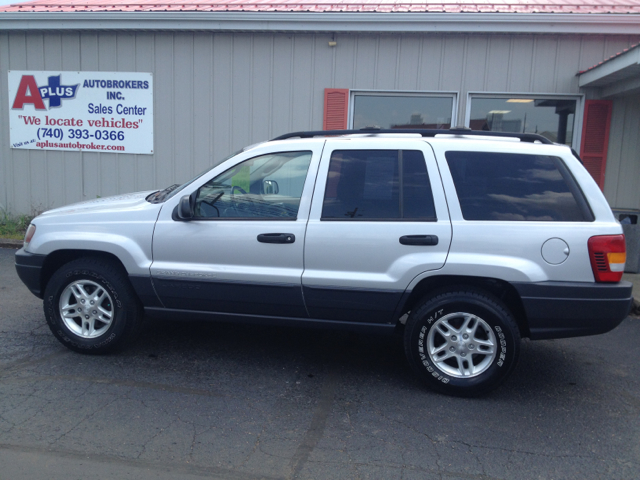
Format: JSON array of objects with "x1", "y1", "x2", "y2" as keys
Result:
[{"x1": 541, "y1": 238, "x2": 570, "y2": 265}]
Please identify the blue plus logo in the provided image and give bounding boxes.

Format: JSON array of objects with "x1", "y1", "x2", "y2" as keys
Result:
[{"x1": 38, "y1": 75, "x2": 79, "y2": 108}]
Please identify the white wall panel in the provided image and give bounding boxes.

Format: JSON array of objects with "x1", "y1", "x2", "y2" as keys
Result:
[
  {"x1": 252, "y1": 34, "x2": 274, "y2": 143},
  {"x1": 353, "y1": 36, "x2": 377, "y2": 90},
  {"x1": 270, "y1": 35, "x2": 291, "y2": 135},
  {"x1": 291, "y1": 36, "x2": 315, "y2": 132},
  {"x1": 396, "y1": 36, "x2": 420, "y2": 91},
  {"x1": 532, "y1": 37, "x2": 558, "y2": 93},
  {"x1": 483, "y1": 36, "x2": 511, "y2": 92},
  {"x1": 2, "y1": 31, "x2": 640, "y2": 215},
  {"x1": 134, "y1": 34, "x2": 156, "y2": 192},
  {"x1": 212, "y1": 34, "x2": 233, "y2": 165},
  {"x1": 417, "y1": 36, "x2": 443, "y2": 90},
  {"x1": 311, "y1": 35, "x2": 335, "y2": 132},
  {"x1": 0, "y1": 33, "x2": 9, "y2": 216},
  {"x1": 173, "y1": 34, "x2": 195, "y2": 185},
  {"x1": 555, "y1": 38, "x2": 582, "y2": 92},
  {"x1": 605, "y1": 97, "x2": 640, "y2": 210},
  {"x1": 193, "y1": 33, "x2": 214, "y2": 176},
  {"x1": 153, "y1": 34, "x2": 175, "y2": 190}
]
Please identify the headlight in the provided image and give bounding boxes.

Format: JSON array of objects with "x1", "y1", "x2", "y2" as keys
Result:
[{"x1": 24, "y1": 224, "x2": 36, "y2": 249}]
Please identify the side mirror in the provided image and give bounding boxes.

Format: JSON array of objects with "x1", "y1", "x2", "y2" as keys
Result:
[
  {"x1": 263, "y1": 179, "x2": 279, "y2": 195},
  {"x1": 177, "y1": 195, "x2": 194, "y2": 220}
]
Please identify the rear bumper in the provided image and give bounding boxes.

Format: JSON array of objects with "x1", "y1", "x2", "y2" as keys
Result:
[
  {"x1": 15, "y1": 248, "x2": 46, "y2": 299},
  {"x1": 512, "y1": 281, "x2": 634, "y2": 340}
]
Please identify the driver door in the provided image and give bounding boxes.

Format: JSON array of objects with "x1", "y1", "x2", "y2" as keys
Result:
[{"x1": 150, "y1": 142, "x2": 323, "y2": 318}]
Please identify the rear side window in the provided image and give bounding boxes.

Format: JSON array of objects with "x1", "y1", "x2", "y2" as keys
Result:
[
  {"x1": 322, "y1": 150, "x2": 436, "y2": 221},
  {"x1": 445, "y1": 151, "x2": 593, "y2": 222}
]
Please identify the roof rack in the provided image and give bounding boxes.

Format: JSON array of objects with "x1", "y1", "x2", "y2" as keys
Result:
[{"x1": 272, "y1": 127, "x2": 554, "y2": 144}]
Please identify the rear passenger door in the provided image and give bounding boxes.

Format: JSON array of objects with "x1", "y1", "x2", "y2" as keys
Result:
[{"x1": 302, "y1": 139, "x2": 452, "y2": 324}]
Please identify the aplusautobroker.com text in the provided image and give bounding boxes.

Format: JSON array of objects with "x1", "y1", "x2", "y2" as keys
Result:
[{"x1": 36, "y1": 141, "x2": 125, "y2": 151}]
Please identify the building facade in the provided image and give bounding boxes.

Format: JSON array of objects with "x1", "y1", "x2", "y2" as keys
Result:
[{"x1": 1, "y1": 1, "x2": 639, "y2": 222}]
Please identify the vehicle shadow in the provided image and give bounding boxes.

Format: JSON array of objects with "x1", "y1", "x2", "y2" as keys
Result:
[{"x1": 118, "y1": 315, "x2": 599, "y2": 401}]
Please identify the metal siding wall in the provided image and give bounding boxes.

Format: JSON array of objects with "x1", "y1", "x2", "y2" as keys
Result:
[
  {"x1": 2, "y1": 31, "x2": 640, "y2": 215},
  {"x1": 0, "y1": 33, "x2": 9, "y2": 217},
  {"x1": 605, "y1": 97, "x2": 640, "y2": 210}
]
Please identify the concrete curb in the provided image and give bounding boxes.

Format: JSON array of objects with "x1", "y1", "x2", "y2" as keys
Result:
[{"x1": 0, "y1": 239, "x2": 22, "y2": 249}]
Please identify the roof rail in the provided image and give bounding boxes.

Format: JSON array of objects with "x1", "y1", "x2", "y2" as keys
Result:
[{"x1": 271, "y1": 128, "x2": 554, "y2": 144}]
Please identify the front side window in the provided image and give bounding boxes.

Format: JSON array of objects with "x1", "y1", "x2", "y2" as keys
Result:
[
  {"x1": 195, "y1": 151, "x2": 312, "y2": 219},
  {"x1": 446, "y1": 151, "x2": 592, "y2": 222},
  {"x1": 469, "y1": 97, "x2": 577, "y2": 146},
  {"x1": 322, "y1": 150, "x2": 436, "y2": 221},
  {"x1": 352, "y1": 94, "x2": 454, "y2": 130}
]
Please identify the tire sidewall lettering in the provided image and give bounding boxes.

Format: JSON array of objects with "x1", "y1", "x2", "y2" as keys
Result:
[
  {"x1": 494, "y1": 326, "x2": 507, "y2": 367},
  {"x1": 46, "y1": 264, "x2": 125, "y2": 348},
  {"x1": 417, "y1": 325, "x2": 451, "y2": 384},
  {"x1": 408, "y1": 294, "x2": 519, "y2": 394}
]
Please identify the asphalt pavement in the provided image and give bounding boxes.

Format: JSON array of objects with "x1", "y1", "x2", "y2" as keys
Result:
[{"x1": 0, "y1": 247, "x2": 639, "y2": 480}]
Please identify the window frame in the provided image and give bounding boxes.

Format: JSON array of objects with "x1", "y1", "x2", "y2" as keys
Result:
[
  {"x1": 348, "y1": 90, "x2": 459, "y2": 130},
  {"x1": 465, "y1": 92, "x2": 585, "y2": 150}
]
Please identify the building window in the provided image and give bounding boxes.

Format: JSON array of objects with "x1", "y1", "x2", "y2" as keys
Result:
[
  {"x1": 468, "y1": 96, "x2": 579, "y2": 146},
  {"x1": 351, "y1": 93, "x2": 456, "y2": 130}
]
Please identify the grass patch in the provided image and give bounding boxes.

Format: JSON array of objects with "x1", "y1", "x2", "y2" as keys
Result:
[{"x1": 0, "y1": 211, "x2": 34, "y2": 240}]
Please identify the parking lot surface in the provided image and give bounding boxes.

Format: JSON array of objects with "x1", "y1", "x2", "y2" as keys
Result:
[{"x1": 1, "y1": 247, "x2": 639, "y2": 480}]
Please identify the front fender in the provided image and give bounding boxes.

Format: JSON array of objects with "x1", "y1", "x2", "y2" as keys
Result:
[{"x1": 27, "y1": 226, "x2": 155, "y2": 276}]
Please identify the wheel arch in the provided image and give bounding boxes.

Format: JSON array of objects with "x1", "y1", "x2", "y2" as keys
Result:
[
  {"x1": 397, "y1": 275, "x2": 530, "y2": 338},
  {"x1": 41, "y1": 250, "x2": 130, "y2": 298}
]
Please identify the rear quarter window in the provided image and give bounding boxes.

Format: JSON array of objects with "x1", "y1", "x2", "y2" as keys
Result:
[{"x1": 445, "y1": 151, "x2": 593, "y2": 222}]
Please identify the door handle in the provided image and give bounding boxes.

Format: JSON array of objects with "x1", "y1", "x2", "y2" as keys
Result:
[
  {"x1": 257, "y1": 233, "x2": 296, "y2": 244},
  {"x1": 399, "y1": 235, "x2": 439, "y2": 246}
]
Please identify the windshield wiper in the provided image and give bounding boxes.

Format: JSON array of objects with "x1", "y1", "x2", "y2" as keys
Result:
[{"x1": 146, "y1": 184, "x2": 180, "y2": 204}]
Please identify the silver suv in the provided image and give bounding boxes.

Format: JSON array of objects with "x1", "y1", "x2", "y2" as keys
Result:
[{"x1": 15, "y1": 129, "x2": 634, "y2": 396}]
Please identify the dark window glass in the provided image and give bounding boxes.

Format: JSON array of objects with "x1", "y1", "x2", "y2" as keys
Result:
[
  {"x1": 445, "y1": 151, "x2": 588, "y2": 222},
  {"x1": 195, "y1": 151, "x2": 312, "y2": 219},
  {"x1": 353, "y1": 95, "x2": 453, "y2": 130},
  {"x1": 403, "y1": 150, "x2": 436, "y2": 219},
  {"x1": 469, "y1": 97, "x2": 576, "y2": 146},
  {"x1": 322, "y1": 150, "x2": 436, "y2": 221}
]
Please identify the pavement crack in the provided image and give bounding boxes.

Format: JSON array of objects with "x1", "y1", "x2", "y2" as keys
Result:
[
  {"x1": 287, "y1": 370, "x2": 338, "y2": 480},
  {"x1": 0, "y1": 350, "x2": 69, "y2": 377},
  {"x1": 49, "y1": 393, "x2": 120, "y2": 447}
]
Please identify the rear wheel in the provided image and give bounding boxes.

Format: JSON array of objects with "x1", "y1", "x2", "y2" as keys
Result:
[
  {"x1": 404, "y1": 288, "x2": 520, "y2": 397},
  {"x1": 43, "y1": 257, "x2": 143, "y2": 354}
]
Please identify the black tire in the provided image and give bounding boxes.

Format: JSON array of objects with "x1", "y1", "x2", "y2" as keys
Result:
[
  {"x1": 43, "y1": 257, "x2": 143, "y2": 354},
  {"x1": 404, "y1": 288, "x2": 520, "y2": 397}
]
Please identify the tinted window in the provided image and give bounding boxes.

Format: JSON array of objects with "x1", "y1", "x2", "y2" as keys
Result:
[
  {"x1": 322, "y1": 150, "x2": 436, "y2": 220},
  {"x1": 195, "y1": 151, "x2": 312, "y2": 219},
  {"x1": 403, "y1": 150, "x2": 436, "y2": 219},
  {"x1": 446, "y1": 151, "x2": 588, "y2": 221}
]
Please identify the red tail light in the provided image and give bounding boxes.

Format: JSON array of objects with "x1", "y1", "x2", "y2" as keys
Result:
[{"x1": 588, "y1": 235, "x2": 626, "y2": 282}]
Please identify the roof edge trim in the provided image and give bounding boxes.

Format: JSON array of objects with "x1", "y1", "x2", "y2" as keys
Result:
[{"x1": 1, "y1": 12, "x2": 640, "y2": 34}]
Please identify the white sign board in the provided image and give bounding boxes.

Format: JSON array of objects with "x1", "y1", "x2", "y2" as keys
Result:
[{"x1": 8, "y1": 71, "x2": 153, "y2": 155}]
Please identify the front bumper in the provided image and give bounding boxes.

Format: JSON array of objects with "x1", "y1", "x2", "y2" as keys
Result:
[
  {"x1": 512, "y1": 281, "x2": 634, "y2": 340},
  {"x1": 15, "y1": 248, "x2": 46, "y2": 298}
]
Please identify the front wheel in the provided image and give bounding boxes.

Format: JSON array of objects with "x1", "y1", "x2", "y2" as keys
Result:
[
  {"x1": 404, "y1": 289, "x2": 520, "y2": 397},
  {"x1": 43, "y1": 257, "x2": 143, "y2": 354}
]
